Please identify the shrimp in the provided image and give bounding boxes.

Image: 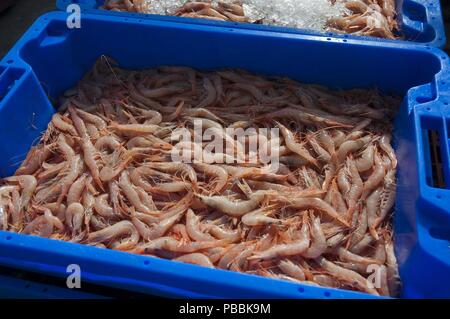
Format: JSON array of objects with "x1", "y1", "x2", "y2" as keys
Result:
[
  {"x1": 118, "y1": 171, "x2": 153, "y2": 214},
  {"x1": 57, "y1": 134, "x2": 75, "y2": 159},
  {"x1": 278, "y1": 260, "x2": 306, "y2": 281},
  {"x1": 196, "y1": 77, "x2": 217, "y2": 108},
  {"x1": 362, "y1": 152, "x2": 385, "y2": 200},
  {"x1": 379, "y1": 134, "x2": 397, "y2": 169},
  {"x1": 375, "y1": 169, "x2": 396, "y2": 228},
  {"x1": 377, "y1": 264, "x2": 390, "y2": 297},
  {"x1": 337, "y1": 166, "x2": 351, "y2": 197},
  {"x1": 322, "y1": 161, "x2": 336, "y2": 191},
  {"x1": 218, "y1": 243, "x2": 247, "y2": 269},
  {"x1": 82, "y1": 189, "x2": 95, "y2": 233},
  {"x1": 43, "y1": 202, "x2": 66, "y2": 222},
  {"x1": 229, "y1": 243, "x2": 254, "y2": 271},
  {"x1": 193, "y1": 163, "x2": 228, "y2": 194},
  {"x1": 309, "y1": 137, "x2": 331, "y2": 163},
  {"x1": 136, "y1": 188, "x2": 157, "y2": 211},
  {"x1": 67, "y1": 174, "x2": 88, "y2": 205},
  {"x1": 346, "y1": 158, "x2": 363, "y2": 222},
  {"x1": 173, "y1": 253, "x2": 215, "y2": 268},
  {"x1": 76, "y1": 108, "x2": 107, "y2": 130},
  {"x1": 249, "y1": 221, "x2": 310, "y2": 261},
  {"x1": 277, "y1": 122, "x2": 319, "y2": 168},
  {"x1": 366, "y1": 187, "x2": 382, "y2": 239},
  {"x1": 3, "y1": 175, "x2": 37, "y2": 211},
  {"x1": 350, "y1": 233, "x2": 375, "y2": 255},
  {"x1": 81, "y1": 137, "x2": 103, "y2": 189},
  {"x1": 246, "y1": 180, "x2": 315, "y2": 194},
  {"x1": 385, "y1": 236, "x2": 401, "y2": 297},
  {"x1": 109, "y1": 122, "x2": 161, "y2": 136},
  {"x1": 94, "y1": 194, "x2": 117, "y2": 219},
  {"x1": 0, "y1": 187, "x2": 15, "y2": 230},
  {"x1": 69, "y1": 105, "x2": 89, "y2": 139},
  {"x1": 139, "y1": 84, "x2": 188, "y2": 99},
  {"x1": 220, "y1": 165, "x2": 288, "y2": 184},
  {"x1": 99, "y1": 150, "x2": 134, "y2": 182},
  {"x1": 37, "y1": 162, "x2": 66, "y2": 181},
  {"x1": 242, "y1": 205, "x2": 280, "y2": 226},
  {"x1": 315, "y1": 257, "x2": 379, "y2": 295},
  {"x1": 349, "y1": 206, "x2": 368, "y2": 247},
  {"x1": 150, "y1": 182, "x2": 191, "y2": 194},
  {"x1": 135, "y1": 237, "x2": 228, "y2": 254},
  {"x1": 95, "y1": 135, "x2": 122, "y2": 152},
  {"x1": 185, "y1": 209, "x2": 215, "y2": 242},
  {"x1": 337, "y1": 135, "x2": 372, "y2": 164},
  {"x1": 86, "y1": 124, "x2": 100, "y2": 140},
  {"x1": 316, "y1": 129, "x2": 336, "y2": 155},
  {"x1": 196, "y1": 191, "x2": 267, "y2": 217},
  {"x1": 187, "y1": 116, "x2": 223, "y2": 130},
  {"x1": 132, "y1": 211, "x2": 184, "y2": 241},
  {"x1": 278, "y1": 196, "x2": 351, "y2": 228},
  {"x1": 23, "y1": 208, "x2": 64, "y2": 238},
  {"x1": 207, "y1": 224, "x2": 241, "y2": 242},
  {"x1": 328, "y1": 179, "x2": 347, "y2": 215},
  {"x1": 332, "y1": 130, "x2": 346, "y2": 148},
  {"x1": 313, "y1": 275, "x2": 340, "y2": 288},
  {"x1": 57, "y1": 155, "x2": 83, "y2": 205},
  {"x1": 186, "y1": 108, "x2": 224, "y2": 124},
  {"x1": 355, "y1": 143, "x2": 375, "y2": 172},
  {"x1": 9, "y1": 189, "x2": 21, "y2": 230},
  {"x1": 303, "y1": 215, "x2": 327, "y2": 259},
  {"x1": 65, "y1": 203, "x2": 85, "y2": 239},
  {"x1": 16, "y1": 145, "x2": 52, "y2": 175},
  {"x1": 51, "y1": 113, "x2": 77, "y2": 136},
  {"x1": 86, "y1": 220, "x2": 140, "y2": 251},
  {"x1": 337, "y1": 247, "x2": 382, "y2": 265},
  {"x1": 326, "y1": 233, "x2": 347, "y2": 250},
  {"x1": 373, "y1": 240, "x2": 387, "y2": 264},
  {"x1": 147, "y1": 162, "x2": 197, "y2": 185}
]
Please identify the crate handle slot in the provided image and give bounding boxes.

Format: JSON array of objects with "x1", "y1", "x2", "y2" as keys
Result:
[
  {"x1": 0, "y1": 67, "x2": 25, "y2": 105},
  {"x1": 422, "y1": 126, "x2": 447, "y2": 189},
  {"x1": 39, "y1": 21, "x2": 72, "y2": 48},
  {"x1": 401, "y1": 1, "x2": 427, "y2": 22},
  {"x1": 429, "y1": 227, "x2": 450, "y2": 243}
]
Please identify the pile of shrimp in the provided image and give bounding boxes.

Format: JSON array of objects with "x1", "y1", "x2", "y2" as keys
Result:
[
  {"x1": 328, "y1": 0, "x2": 399, "y2": 39},
  {"x1": 101, "y1": 0, "x2": 248, "y2": 22},
  {"x1": 0, "y1": 56, "x2": 401, "y2": 296},
  {"x1": 100, "y1": 0, "x2": 399, "y2": 39}
]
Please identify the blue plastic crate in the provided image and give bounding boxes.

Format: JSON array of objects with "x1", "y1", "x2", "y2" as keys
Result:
[
  {"x1": 55, "y1": 0, "x2": 447, "y2": 48},
  {"x1": 0, "y1": 11, "x2": 449, "y2": 298}
]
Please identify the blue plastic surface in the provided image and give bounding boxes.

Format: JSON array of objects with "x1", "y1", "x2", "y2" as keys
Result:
[
  {"x1": 0, "y1": 11, "x2": 450, "y2": 298},
  {"x1": 55, "y1": 0, "x2": 447, "y2": 48},
  {"x1": 0, "y1": 274, "x2": 107, "y2": 299}
]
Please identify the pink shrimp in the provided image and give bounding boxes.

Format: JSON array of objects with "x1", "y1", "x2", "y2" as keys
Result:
[
  {"x1": 249, "y1": 221, "x2": 310, "y2": 260},
  {"x1": 3, "y1": 175, "x2": 37, "y2": 211},
  {"x1": 86, "y1": 220, "x2": 140, "y2": 251},
  {"x1": 173, "y1": 253, "x2": 215, "y2": 268}
]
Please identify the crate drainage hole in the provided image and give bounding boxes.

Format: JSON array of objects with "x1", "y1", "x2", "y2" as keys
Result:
[
  {"x1": 6, "y1": 236, "x2": 12, "y2": 240},
  {"x1": 427, "y1": 130, "x2": 446, "y2": 188},
  {"x1": 144, "y1": 260, "x2": 150, "y2": 265}
]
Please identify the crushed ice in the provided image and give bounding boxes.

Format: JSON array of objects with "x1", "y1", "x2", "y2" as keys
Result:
[{"x1": 138, "y1": 0, "x2": 350, "y2": 31}]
